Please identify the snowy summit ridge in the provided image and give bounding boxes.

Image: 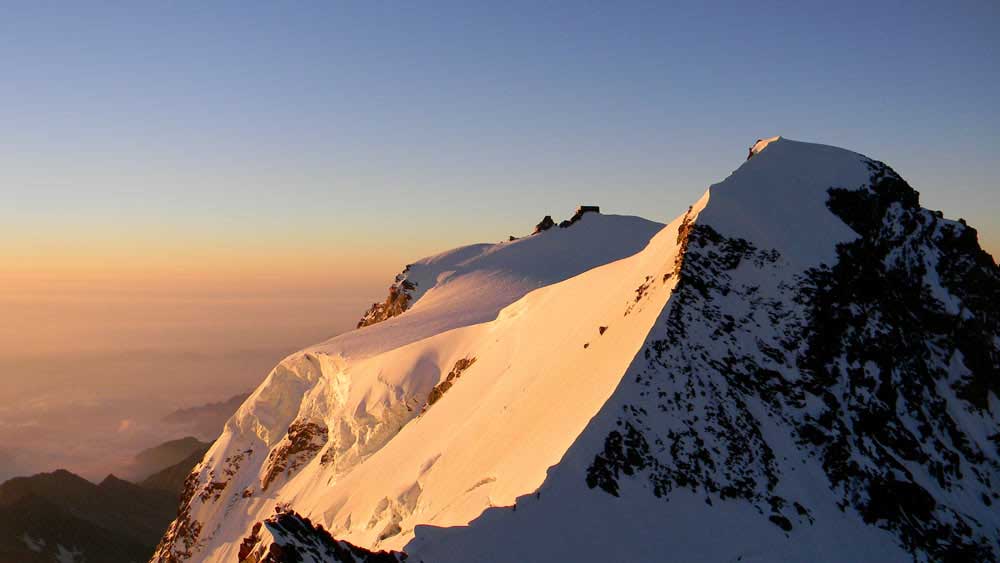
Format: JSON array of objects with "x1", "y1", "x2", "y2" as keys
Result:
[
  {"x1": 154, "y1": 138, "x2": 1000, "y2": 563},
  {"x1": 748, "y1": 135, "x2": 782, "y2": 159}
]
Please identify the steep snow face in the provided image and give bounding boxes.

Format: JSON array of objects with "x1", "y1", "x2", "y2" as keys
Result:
[
  {"x1": 405, "y1": 140, "x2": 1000, "y2": 562},
  {"x1": 152, "y1": 210, "x2": 675, "y2": 561}
]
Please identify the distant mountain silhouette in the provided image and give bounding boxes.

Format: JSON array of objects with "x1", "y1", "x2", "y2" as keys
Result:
[
  {"x1": 162, "y1": 392, "x2": 251, "y2": 439},
  {"x1": 0, "y1": 470, "x2": 173, "y2": 562},
  {"x1": 122, "y1": 436, "x2": 210, "y2": 482},
  {"x1": 141, "y1": 443, "x2": 212, "y2": 494},
  {"x1": 0, "y1": 436, "x2": 210, "y2": 562}
]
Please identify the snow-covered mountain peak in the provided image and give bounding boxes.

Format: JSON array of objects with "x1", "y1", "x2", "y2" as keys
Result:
[
  {"x1": 749, "y1": 135, "x2": 782, "y2": 158},
  {"x1": 706, "y1": 137, "x2": 873, "y2": 264},
  {"x1": 154, "y1": 138, "x2": 999, "y2": 563}
]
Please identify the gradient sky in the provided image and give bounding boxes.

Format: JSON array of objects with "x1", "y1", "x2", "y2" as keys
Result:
[{"x1": 1, "y1": 1, "x2": 998, "y2": 479}]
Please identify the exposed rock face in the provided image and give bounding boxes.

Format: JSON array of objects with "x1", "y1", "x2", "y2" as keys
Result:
[
  {"x1": 152, "y1": 471, "x2": 206, "y2": 561},
  {"x1": 200, "y1": 448, "x2": 253, "y2": 503},
  {"x1": 558, "y1": 206, "x2": 600, "y2": 228},
  {"x1": 237, "y1": 511, "x2": 406, "y2": 563},
  {"x1": 566, "y1": 205, "x2": 600, "y2": 226},
  {"x1": 586, "y1": 158, "x2": 1000, "y2": 560},
  {"x1": 533, "y1": 215, "x2": 555, "y2": 234},
  {"x1": 424, "y1": 357, "x2": 478, "y2": 411},
  {"x1": 357, "y1": 275, "x2": 417, "y2": 329},
  {"x1": 153, "y1": 448, "x2": 253, "y2": 562},
  {"x1": 261, "y1": 421, "x2": 329, "y2": 491},
  {"x1": 536, "y1": 207, "x2": 600, "y2": 233}
]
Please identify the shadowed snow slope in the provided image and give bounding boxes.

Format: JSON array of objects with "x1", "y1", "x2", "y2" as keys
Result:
[{"x1": 154, "y1": 138, "x2": 1000, "y2": 563}]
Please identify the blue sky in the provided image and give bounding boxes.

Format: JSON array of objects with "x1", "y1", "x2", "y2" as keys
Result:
[
  {"x1": 2, "y1": 1, "x2": 998, "y2": 259},
  {"x1": 1, "y1": 0, "x2": 998, "y2": 480}
]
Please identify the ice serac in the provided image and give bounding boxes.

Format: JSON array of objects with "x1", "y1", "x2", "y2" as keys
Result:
[{"x1": 154, "y1": 137, "x2": 999, "y2": 563}]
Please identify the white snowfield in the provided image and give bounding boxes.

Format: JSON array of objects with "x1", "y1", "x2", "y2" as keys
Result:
[
  {"x1": 318, "y1": 211, "x2": 662, "y2": 359},
  {"x1": 154, "y1": 138, "x2": 999, "y2": 562}
]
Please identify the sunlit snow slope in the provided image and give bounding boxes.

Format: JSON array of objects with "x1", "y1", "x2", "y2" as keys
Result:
[
  {"x1": 155, "y1": 138, "x2": 999, "y2": 563},
  {"x1": 152, "y1": 209, "x2": 676, "y2": 561}
]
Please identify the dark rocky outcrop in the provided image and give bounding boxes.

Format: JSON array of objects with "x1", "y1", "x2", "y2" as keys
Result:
[
  {"x1": 533, "y1": 215, "x2": 556, "y2": 234},
  {"x1": 357, "y1": 276, "x2": 418, "y2": 329},
  {"x1": 565, "y1": 205, "x2": 600, "y2": 227},
  {"x1": 587, "y1": 159, "x2": 1000, "y2": 560},
  {"x1": 154, "y1": 447, "x2": 253, "y2": 562},
  {"x1": 262, "y1": 421, "x2": 328, "y2": 491},
  {"x1": 152, "y1": 469, "x2": 204, "y2": 562},
  {"x1": 534, "y1": 206, "x2": 600, "y2": 234},
  {"x1": 424, "y1": 357, "x2": 478, "y2": 411},
  {"x1": 237, "y1": 510, "x2": 406, "y2": 563}
]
